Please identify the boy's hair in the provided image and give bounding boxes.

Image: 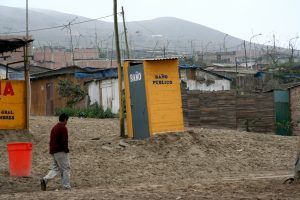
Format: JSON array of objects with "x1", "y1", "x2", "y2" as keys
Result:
[{"x1": 59, "y1": 113, "x2": 69, "y2": 122}]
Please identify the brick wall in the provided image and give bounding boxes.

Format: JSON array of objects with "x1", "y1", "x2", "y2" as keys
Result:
[{"x1": 33, "y1": 48, "x2": 117, "y2": 69}]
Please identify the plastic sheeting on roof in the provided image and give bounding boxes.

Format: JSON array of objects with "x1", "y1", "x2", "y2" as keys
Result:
[
  {"x1": 124, "y1": 57, "x2": 179, "y2": 61},
  {"x1": 179, "y1": 65, "x2": 197, "y2": 69},
  {"x1": 8, "y1": 72, "x2": 25, "y2": 80},
  {"x1": 75, "y1": 68, "x2": 118, "y2": 79}
]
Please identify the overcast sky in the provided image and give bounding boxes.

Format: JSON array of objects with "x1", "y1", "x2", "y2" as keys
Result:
[{"x1": 1, "y1": 0, "x2": 299, "y2": 48}]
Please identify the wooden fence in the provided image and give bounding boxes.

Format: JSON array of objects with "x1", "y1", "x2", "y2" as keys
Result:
[{"x1": 182, "y1": 90, "x2": 275, "y2": 133}]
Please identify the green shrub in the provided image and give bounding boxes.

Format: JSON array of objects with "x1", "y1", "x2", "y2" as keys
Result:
[
  {"x1": 55, "y1": 103, "x2": 115, "y2": 119},
  {"x1": 58, "y1": 80, "x2": 86, "y2": 108}
]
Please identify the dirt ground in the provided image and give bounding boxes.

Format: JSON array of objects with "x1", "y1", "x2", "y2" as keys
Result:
[{"x1": 1, "y1": 116, "x2": 300, "y2": 199}]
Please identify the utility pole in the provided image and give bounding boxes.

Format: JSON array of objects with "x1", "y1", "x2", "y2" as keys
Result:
[
  {"x1": 121, "y1": 6, "x2": 130, "y2": 59},
  {"x1": 249, "y1": 33, "x2": 262, "y2": 66},
  {"x1": 110, "y1": 32, "x2": 114, "y2": 67},
  {"x1": 289, "y1": 36, "x2": 299, "y2": 63},
  {"x1": 235, "y1": 57, "x2": 238, "y2": 94},
  {"x1": 273, "y1": 34, "x2": 276, "y2": 54},
  {"x1": 62, "y1": 17, "x2": 77, "y2": 66},
  {"x1": 25, "y1": 0, "x2": 30, "y2": 132},
  {"x1": 68, "y1": 22, "x2": 75, "y2": 65},
  {"x1": 223, "y1": 34, "x2": 228, "y2": 52},
  {"x1": 94, "y1": 24, "x2": 100, "y2": 58},
  {"x1": 243, "y1": 40, "x2": 248, "y2": 68},
  {"x1": 114, "y1": 0, "x2": 125, "y2": 138}
]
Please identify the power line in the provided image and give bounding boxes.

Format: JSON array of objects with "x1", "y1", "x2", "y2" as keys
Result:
[{"x1": 0, "y1": 13, "x2": 119, "y2": 35}]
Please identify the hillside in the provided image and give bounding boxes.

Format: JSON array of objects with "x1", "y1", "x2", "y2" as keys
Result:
[{"x1": 0, "y1": 6, "x2": 243, "y2": 52}]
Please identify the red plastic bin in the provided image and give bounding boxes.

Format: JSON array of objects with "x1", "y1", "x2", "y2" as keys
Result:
[{"x1": 7, "y1": 142, "x2": 32, "y2": 177}]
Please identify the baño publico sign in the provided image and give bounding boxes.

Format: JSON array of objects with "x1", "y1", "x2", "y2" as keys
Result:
[{"x1": 0, "y1": 80, "x2": 26, "y2": 129}]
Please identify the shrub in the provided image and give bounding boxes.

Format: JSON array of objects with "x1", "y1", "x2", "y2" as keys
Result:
[
  {"x1": 55, "y1": 103, "x2": 115, "y2": 119},
  {"x1": 58, "y1": 80, "x2": 86, "y2": 108}
]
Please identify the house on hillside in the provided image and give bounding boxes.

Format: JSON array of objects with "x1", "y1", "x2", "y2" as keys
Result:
[
  {"x1": 32, "y1": 47, "x2": 117, "y2": 69},
  {"x1": 206, "y1": 66, "x2": 274, "y2": 92},
  {"x1": 84, "y1": 68, "x2": 119, "y2": 114},
  {"x1": 179, "y1": 65, "x2": 231, "y2": 91},
  {"x1": 30, "y1": 66, "x2": 88, "y2": 116}
]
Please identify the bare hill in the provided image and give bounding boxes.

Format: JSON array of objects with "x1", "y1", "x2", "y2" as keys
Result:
[{"x1": 0, "y1": 6, "x2": 243, "y2": 52}]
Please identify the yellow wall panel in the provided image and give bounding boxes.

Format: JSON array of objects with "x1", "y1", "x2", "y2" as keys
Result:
[
  {"x1": 143, "y1": 59, "x2": 184, "y2": 135},
  {"x1": 0, "y1": 80, "x2": 26, "y2": 129},
  {"x1": 124, "y1": 58, "x2": 184, "y2": 138}
]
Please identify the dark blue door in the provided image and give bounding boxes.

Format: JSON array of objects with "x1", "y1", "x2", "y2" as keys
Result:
[
  {"x1": 128, "y1": 64, "x2": 150, "y2": 139},
  {"x1": 274, "y1": 90, "x2": 291, "y2": 136}
]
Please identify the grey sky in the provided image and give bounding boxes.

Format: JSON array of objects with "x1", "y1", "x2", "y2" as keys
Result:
[{"x1": 1, "y1": 0, "x2": 299, "y2": 48}]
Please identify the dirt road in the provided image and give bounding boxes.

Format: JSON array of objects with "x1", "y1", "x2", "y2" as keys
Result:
[{"x1": 0, "y1": 116, "x2": 299, "y2": 199}]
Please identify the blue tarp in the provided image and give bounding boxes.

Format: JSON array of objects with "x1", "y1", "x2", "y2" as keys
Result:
[
  {"x1": 284, "y1": 74, "x2": 300, "y2": 78},
  {"x1": 179, "y1": 64, "x2": 197, "y2": 69},
  {"x1": 75, "y1": 68, "x2": 118, "y2": 79},
  {"x1": 254, "y1": 71, "x2": 266, "y2": 78}
]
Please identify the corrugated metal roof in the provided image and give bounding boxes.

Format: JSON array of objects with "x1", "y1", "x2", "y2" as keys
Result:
[
  {"x1": 75, "y1": 68, "x2": 117, "y2": 79},
  {"x1": 124, "y1": 57, "x2": 178, "y2": 61},
  {"x1": 31, "y1": 66, "x2": 87, "y2": 79}
]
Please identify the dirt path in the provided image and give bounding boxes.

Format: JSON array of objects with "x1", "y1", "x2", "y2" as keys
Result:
[{"x1": 0, "y1": 116, "x2": 299, "y2": 199}]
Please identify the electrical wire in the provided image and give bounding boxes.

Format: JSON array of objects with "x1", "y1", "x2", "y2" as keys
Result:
[{"x1": 0, "y1": 13, "x2": 119, "y2": 35}]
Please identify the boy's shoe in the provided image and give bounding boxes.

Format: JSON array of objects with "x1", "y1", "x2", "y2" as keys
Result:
[
  {"x1": 62, "y1": 185, "x2": 71, "y2": 190},
  {"x1": 40, "y1": 178, "x2": 47, "y2": 191}
]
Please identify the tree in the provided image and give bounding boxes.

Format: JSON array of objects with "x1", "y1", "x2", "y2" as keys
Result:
[{"x1": 58, "y1": 80, "x2": 86, "y2": 108}]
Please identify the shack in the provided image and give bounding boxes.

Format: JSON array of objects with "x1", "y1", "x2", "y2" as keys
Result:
[
  {"x1": 179, "y1": 65, "x2": 231, "y2": 91},
  {"x1": 124, "y1": 58, "x2": 184, "y2": 139},
  {"x1": 30, "y1": 66, "x2": 87, "y2": 116},
  {"x1": 0, "y1": 37, "x2": 33, "y2": 130}
]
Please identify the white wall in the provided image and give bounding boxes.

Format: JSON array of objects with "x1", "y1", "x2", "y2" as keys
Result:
[
  {"x1": 187, "y1": 79, "x2": 230, "y2": 91},
  {"x1": 87, "y1": 81, "x2": 100, "y2": 105},
  {"x1": 0, "y1": 68, "x2": 6, "y2": 79},
  {"x1": 87, "y1": 78, "x2": 119, "y2": 114},
  {"x1": 100, "y1": 79, "x2": 119, "y2": 114}
]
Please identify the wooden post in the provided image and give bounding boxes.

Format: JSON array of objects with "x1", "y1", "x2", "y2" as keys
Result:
[
  {"x1": 121, "y1": 6, "x2": 130, "y2": 59},
  {"x1": 24, "y1": 46, "x2": 30, "y2": 132},
  {"x1": 114, "y1": 0, "x2": 125, "y2": 137},
  {"x1": 25, "y1": 0, "x2": 30, "y2": 131}
]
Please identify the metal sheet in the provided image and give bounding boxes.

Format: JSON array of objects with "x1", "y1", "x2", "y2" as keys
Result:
[{"x1": 128, "y1": 64, "x2": 150, "y2": 139}]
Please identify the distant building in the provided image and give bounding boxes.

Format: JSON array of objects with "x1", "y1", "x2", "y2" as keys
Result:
[
  {"x1": 30, "y1": 66, "x2": 88, "y2": 116},
  {"x1": 32, "y1": 47, "x2": 117, "y2": 69},
  {"x1": 196, "y1": 51, "x2": 237, "y2": 65},
  {"x1": 179, "y1": 65, "x2": 231, "y2": 91}
]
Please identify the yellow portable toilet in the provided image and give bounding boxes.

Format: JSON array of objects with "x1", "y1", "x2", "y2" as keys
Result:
[{"x1": 124, "y1": 58, "x2": 184, "y2": 139}]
